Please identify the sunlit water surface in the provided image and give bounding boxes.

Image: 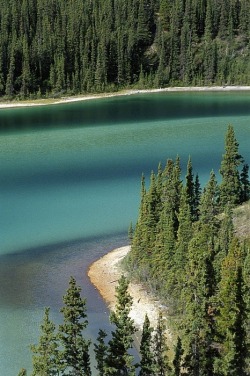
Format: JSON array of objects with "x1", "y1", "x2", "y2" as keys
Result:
[{"x1": 0, "y1": 91, "x2": 250, "y2": 374}]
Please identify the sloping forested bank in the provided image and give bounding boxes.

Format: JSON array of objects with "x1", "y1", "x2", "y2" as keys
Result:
[
  {"x1": 124, "y1": 125, "x2": 250, "y2": 375},
  {"x1": 0, "y1": 0, "x2": 250, "y2": 99}
]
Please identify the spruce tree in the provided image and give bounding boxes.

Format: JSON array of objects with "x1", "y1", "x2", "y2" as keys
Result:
[
  {"x1": 219, "y1": 125, "x2": 244, "y2": 208},
  {"x1": 174, "y1": 186, "x2": 193, "y2": 299},
  {"x1": 240, "y1": 163, "x2": 250, "y2": 203},
  {"x1": 94, "y1": 329, "x2": 108, "y2": 376},
  {"x1": 193, "y1": 174, "x2": 201, "y2": 221},
  {"x1": 153, "y1": 311, "x2": 171, "y2": 376},
  {"x1": 139, "y1": 314, "x2": 154, "y2": 376},
  {"x1": 30, "y1": 307, "x2": 60, "y2": 376},
  {"x1": 59, "y1": 276, "x2": 91, "y2": 376},
  {"x1": 182, "y1": 223, "x2": 218, "y2": 376},
  {"x1": 216, "y1": 238, "x2": 248, "y2": 376},
  {"x1": 172, "y1": 337, "x2": 184, "y2": 376},
  {"x1": 199, "y1": 170, "x2": 219, "y2": 231},
  {"x1": 185, "y1": 156, "x2": 195, "y2": 220},
  {"x1": 104, "y1": 275, "x2": 136, "y2": 376}
]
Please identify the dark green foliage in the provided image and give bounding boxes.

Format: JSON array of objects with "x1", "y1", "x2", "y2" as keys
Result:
[
  {"x1": 240, "y1": 164, "x2": 250, "y2": 203},
  {"x1": 153, "y1": 311, "x2": 171, "y2": 375},
  {"x1": 125, "y1": 126, "x2": 249, "y2": 375},
  {"x1": 104, "y1": 275, "x2": 136, "y2": 376},
  {"x1": 172, "y1": 337, "x2": 183, "y2": 376},
  {"x1": 219, "y1": 125, "x2": 244, "y2": 208},
  {"x1": 182, "y1": 223, "x2": 218, "y2": 375},
  {"x1": 30, "y1": 307, "x2": 61, "y2": 376},
  {"x1": 59, "y1": 276, "x2": 91, "y2": 376},
  {"x1": 185, "y1": 156, "x2": 196, "y2": 220},
  {"x1": 94, "y1": 329, "x2": 108, "y2": 376},
  {"x1": 216, "y1": 238, "x2": 248, "y2": 376},
  {"x1": 1, "y1": 0, "x2": 250, "y2": 99},
  {"x1": 199, "y1": 170, "x2": 219, "y2": 231},
  {"x1": 139, "y1": 314, "x2": 154, "y2": 376}
]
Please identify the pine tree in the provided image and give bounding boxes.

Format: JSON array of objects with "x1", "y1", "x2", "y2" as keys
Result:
[
  {"x1": 172, "y1": 337, "x2": 184, "y2": 376},
  {"x1": 153, "y1": 311, "x2": 171, "y2": 376},
  {"x1": 139, "y1": 314, "x2": 154, "y2": 376},
  {"x1": 218, "y1": 203, "x2": 234, "y2": 256},
  {"x1": 94, "y1": 329, "x2": 108, "y2": 376},
  {"x1": 240, "y1": 163, "x2": 250, "y2": 203},
  {"x1": 219, "y1": 125, "x2": 244, "y2": 208},
  {"x1": 216, "y1": 238, "x2": 248, "y2": 376},
  {"x1": 199, "y1": 170, "x2": 219, "y2": 231},
  {"x1": 30, "y1": 307, "x2": 60, "y2": 376},
  {"x1": 59, "y1": 276, "x2": 91, "y2": 376},
  {"x1": 104, "y1": 275, "x2": 136, "y2": 376},
  {"x1": 182, "y1": 223, "x2": 218, "y2": 376},
  {"x1": 193, "y1": 174, "x2": 201, "y2": 221},
  {"x1": 174, "y1": 186, "x2": 193, "y2": 298},
  {"x1": 185, "y1": 156, "x2": 196, "y2": 220},
  {"x1": 152, "y1": 199, "x2": 176, "y2": 292}
]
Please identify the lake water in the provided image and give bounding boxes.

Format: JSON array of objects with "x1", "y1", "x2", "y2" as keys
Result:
[{"x1": 0, "y1": 91, "x2": 250, "y2": 374}]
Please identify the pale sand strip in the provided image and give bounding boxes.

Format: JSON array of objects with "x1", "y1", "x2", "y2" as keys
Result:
[
  {"x1": 88, "y1": 246, "x2": 171, "y2": 337},
  {"x1": 1, "y1": 86, "x2": 250, "y2": 109}
]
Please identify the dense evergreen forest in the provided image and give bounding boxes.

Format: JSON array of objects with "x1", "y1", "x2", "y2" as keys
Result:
[
  {"x1": 125, "y1": 125, "x2": 250, "y2": 375},
  {"x1": 20, "y1": 126, "x2": 250, "y2": 375},
  {"x1": 1, "y1": 0, "x2": 250, "y2": 99}
]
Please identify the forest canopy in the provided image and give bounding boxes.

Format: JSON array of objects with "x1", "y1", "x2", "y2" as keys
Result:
[
  {"x1": 125, "y1": 125, "x2": 250, "y2": 375},
  {"x1": 0, "y1": 0, "x2": 250, "y2": 99}
]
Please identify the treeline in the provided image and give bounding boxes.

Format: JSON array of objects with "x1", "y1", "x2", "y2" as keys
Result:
[
  {"x1": 1, "y1": 0, "x2": 250, "y2": 99},
  {"x1": 125, "y1": 125, "x2": 250, "y2": 375},
  {"x1": 19, "y1": 275, "x2": 174, "y2": 376}
]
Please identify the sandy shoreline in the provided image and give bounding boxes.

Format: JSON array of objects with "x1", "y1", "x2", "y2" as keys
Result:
[
  {"x1": 1, "y1": 85, "x2": 250, "y2": 109},
  {"x1": 88, "y1": 246, "x2": 171, "y2": 337}
]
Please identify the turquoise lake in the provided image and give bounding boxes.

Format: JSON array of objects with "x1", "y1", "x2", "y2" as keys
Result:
[{"x1": 0, "y1": 91, "x2": 250, "y2": 374}]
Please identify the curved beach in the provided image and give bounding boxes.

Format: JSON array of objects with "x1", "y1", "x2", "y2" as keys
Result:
[{"x1": 88, "y1": 245, "x2": 171, "y2": 338}]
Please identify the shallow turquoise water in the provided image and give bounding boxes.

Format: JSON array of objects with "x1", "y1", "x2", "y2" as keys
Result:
[{"x1": 0, "y1": 91, "x2": 250, "y2": 374}]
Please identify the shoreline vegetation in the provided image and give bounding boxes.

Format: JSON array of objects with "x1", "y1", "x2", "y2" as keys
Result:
[
  {"x1": 88, "y1": 246, "x2": 171, "y2": 339},
  {"x1": 1, "y1": 85, "x2": 250, "y2": 109}
]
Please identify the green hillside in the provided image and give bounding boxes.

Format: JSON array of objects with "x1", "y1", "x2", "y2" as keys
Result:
[{"x1": 0, "y1": 0, "x2": 250, "y2": 99}]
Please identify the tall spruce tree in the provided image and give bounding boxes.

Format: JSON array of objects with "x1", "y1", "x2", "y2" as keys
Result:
[
  {"x1": 94, "y1": 329, "x2": 108, "y2": 376},
  {"x1": 153, "y1": 311, "x2": 171, "y2": 376},
  {"x1": 139, "y1": 314, "x2": 154, "y2": 376},
  {"x1": 219, "y1": 125, "x2": 243, "y2": 208},
  {"x1": 185, "y1": 156, "x2": 196, "y2": 220},
  {"x1": 240, "y1": 163, "x2": 250, "y2": 203},
  {"x1": 182, "y1": 223, "x2": 218, "y2": 376},
  {"x1": 216, "y1": 238, "x2": 248, "y2": 376},
  {"x1": 59, "y1": 276, "x2": 91, "y2": 376},
  {"x1": 199, "y1": 170, "x2": 219, "y2": 231},
  {"x1": 104, "y1": 275, "x2": 136, "y2": 376},
  {"x1": 30, "y1": 307, "x2": 60, "y2": 376},
  {"x1": 172, "y1": 337, "x2": 184, "y2": 376}
]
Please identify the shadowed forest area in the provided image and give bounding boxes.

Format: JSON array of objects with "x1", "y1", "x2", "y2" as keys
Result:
[{"x1": 0, "y1": 0, "x2": 250, "y2": 99}]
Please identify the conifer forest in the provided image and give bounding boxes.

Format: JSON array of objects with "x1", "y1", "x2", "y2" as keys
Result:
[
  {"x1": 21, "y1": 126, "x2": 250, "y2": 375},
  {"x1": 1, "y1": 0, "x2": 250, "y2": 99}
]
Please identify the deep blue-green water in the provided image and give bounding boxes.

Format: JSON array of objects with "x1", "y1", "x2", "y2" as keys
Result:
[{"x1": 0, "y1": 91, "x2": 250, "y2": 375}]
